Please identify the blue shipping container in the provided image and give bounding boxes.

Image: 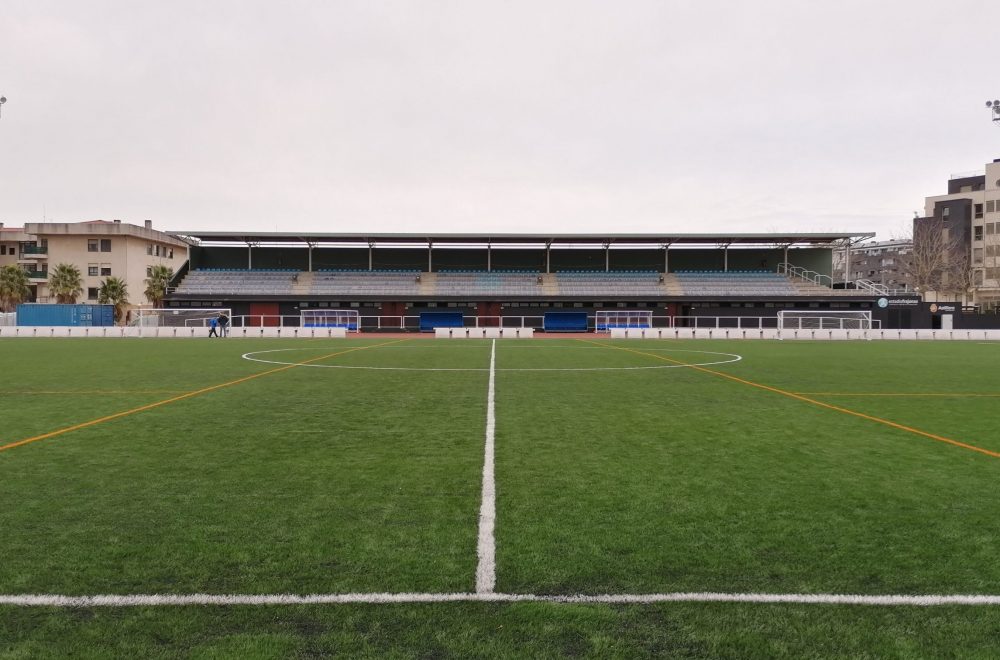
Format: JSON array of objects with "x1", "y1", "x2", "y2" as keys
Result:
[{"x1": 16, "y1": 304, "x2": 116, "y2": 327}]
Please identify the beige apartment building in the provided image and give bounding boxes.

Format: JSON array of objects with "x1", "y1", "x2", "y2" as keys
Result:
[
  {"x1": 917, "y1": 158, "x2": 1000, "y2": 308},
  {"x1": 2, "y1": 219, "x2": 190, "y2": 309}
]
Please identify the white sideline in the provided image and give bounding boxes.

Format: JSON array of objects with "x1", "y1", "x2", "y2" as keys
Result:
[
  {"x1": 475, "y1": 339, "x2": 497, "y2": 593},
  {"x1": 3, "y1": 592, "x2": 1000, "y2": 607}
]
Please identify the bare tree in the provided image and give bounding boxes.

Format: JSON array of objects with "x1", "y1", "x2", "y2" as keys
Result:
[
  {"x1": 899, "y1": 217, "x2": 965, "y2": 300},
  {"x1": 946, "y1": 249, "x2": 976, "y2": 304}
]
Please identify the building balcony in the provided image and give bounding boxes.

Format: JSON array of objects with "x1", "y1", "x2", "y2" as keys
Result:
[
  {"x1": 25, "y1": 270, "x2": 48, "y2": 282},
  {"x1": 17, "y1": 246, "x2": 47, "y2": 260}
]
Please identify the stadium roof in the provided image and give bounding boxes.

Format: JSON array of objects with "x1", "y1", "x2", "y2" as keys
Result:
[{"x1": 170, "y1": 231, "x2": 875, "y2": 247}]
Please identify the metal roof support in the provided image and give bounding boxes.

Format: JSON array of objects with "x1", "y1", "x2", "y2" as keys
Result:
[
  {"x1": 368, "y1": 241, "x2": 375, "y2": 271},
  {"x1": 661, "y1": 241, "x2": 674, "y2": 274},
  {"x1": 428, "y1": 241, "x2": 433, "y2": 273},
  {"x1": 604, "y1": 240, "x2": 612, "y2": 272},
  {"x1": 301, "y1": 238, "x2": 315, "y2": 272},
  {"x1": 487, "y1": 241, "x2": 492, "y2": 272},
  {"x1": 545, "y1": 240, "x2": 552, "y2": 274},
  {"x1": 716, "y1": 241, "x2": 732, "y2": 272}
]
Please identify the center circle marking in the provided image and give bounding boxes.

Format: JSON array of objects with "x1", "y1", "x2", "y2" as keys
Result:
[{"x1": 240, "y1": 347, "x2": 743, "y2": 371}]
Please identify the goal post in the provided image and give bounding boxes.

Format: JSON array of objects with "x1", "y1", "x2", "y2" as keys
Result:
[
  {"x1": 132, "y1": 308, "x2": 233, "y2": 328},
  {"x1": 300, "y1": 308, "x2": 360, "y2": 332},
  {"x1": 776, "y1": 309, "x2": 873, "y2": 331},
  {"x1": 595, "y1": 309, "x2": 654, "y2": 332}
]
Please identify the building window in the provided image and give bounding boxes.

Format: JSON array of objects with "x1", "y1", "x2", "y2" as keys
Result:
[
  {"x1": 988, "y1": 200, "x2": 996, "y2": 213},
  {"x1": 87, "y1": 287, "x2": 99, "y2": 300},
  {"x1": 146, "y1": 266, "x2": 152, "y2": 277},
  {"x1": 974, "y1": 248, "x2": 984, "y2": 265},
  {"x1": 100, "y1": 239, "x2": 111, "y2": 252},
  {"x1": 975, "y1": 226, "x2": 984, "y2": 241},
  {"x1": 147, "y1": 244, "x2": 153, "y2": 255},
  {"x1": 155, "y1": 245, "x2": 160, "y2": 257},
  {"x1": 100, "y1": 265, "x2": 111, "y2": 276},
  {"x1": 168, "y1": 248, "x2": 174, "y2": 259},
  {"x1": 975, "y1": 204, "x2": 983, "y2": 219},
  {"x1": 0, "y1": 246, "x2": 5, "y2": 255},
  {"x1": 88, "y1": 265, "x2": 98, "y2": 276},
  {"x1": 88, "y1": 239, "x2": 99, "y2": 252}
]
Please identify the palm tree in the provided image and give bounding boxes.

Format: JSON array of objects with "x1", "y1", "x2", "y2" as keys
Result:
[
  {"x1": 48, "y1": 263, "x2": 84, "y2": 304},
  {"x1": 0, "y1": 265, "x2": 31, "y2": 312},
  {"x1": 98, "y1": 276, "x2": 129, "y2": 325},
  {"x1": 144, "y1": 264, "x2": 174, "y2": 307}
]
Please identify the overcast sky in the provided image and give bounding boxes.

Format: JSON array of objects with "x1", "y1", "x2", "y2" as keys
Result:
[{"x1": 1, "y1": 1, "x2": 998, "y2": 239}]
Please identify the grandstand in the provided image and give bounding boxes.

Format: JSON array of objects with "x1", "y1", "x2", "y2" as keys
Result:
[{"x1": 161, "y1": 230, "x2": 969, "y2": 330}]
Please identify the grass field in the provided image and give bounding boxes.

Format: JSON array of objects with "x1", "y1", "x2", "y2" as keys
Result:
[{"x1": 2, "y1": 337, "x2": 999, "y2": 657}]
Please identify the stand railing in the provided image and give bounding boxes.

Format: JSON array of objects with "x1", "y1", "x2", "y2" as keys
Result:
[{"x1": 777, "y1": 262, "x2": 832, "y2": 288}]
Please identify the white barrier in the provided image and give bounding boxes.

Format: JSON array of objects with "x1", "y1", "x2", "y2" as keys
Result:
[
  {"x1": 0, "y1": 325, "x2": 348, "y2": 338},
  {"x1": 435, "y1": 327, "x2": 534, "y2": 338},
  {"x1": 2, "y1": 325, "x2": 999, "y2": 341}
]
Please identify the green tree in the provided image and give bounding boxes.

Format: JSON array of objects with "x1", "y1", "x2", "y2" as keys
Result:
[
  {"x1": 48, "y1": 263, "x2": 84, "y2": 304},
  {"x1": 0, "y1": 265, "x2": 31, "y2": 312},
  {"x1": 98, "y1": 276, "x2": 129, "y2": 325},
  {"x1": 143, "y1": 264, "x2": 174, "y2": 307}
]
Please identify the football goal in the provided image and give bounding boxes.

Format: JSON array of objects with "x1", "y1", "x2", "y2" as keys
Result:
[
  {"x1": 595, "y1": 309, "x2": 654, "y2": 332},
  {"x1": 776, "y1": 309, "x2": 873, "y2": 330},
  {"x1": 132, "y1": 308, "x2": 233, "y2": 328},
  {"x1": 300, "y1": 309, "x2": 360, "y2": 331}
]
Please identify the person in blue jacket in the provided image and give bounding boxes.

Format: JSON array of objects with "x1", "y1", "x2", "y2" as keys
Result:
[{"x1": 208, "y1": 316, "x2": 219, "y2": 338}]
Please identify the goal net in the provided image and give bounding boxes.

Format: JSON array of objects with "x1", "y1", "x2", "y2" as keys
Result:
[
  {"x1": 301, "y1": 309, "x2": 360, "y2": 331},
  {"x1": 776, "y1": 310, "x2": 873, "y2": 330},
  {"x1": 595, "y1": 309, "x2": 654, "y2": 332},
  {"x1": 132, "y1": 308, "x2": 233, "y2": 328}
]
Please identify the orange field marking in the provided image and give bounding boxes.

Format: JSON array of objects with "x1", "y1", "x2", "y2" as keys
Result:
[
  {"x1": 796, "y1": 392, "x2": 1000, "y2": 398},
  {"x1": 581, "y1": 339, "x2": 1000, "y2": 460},
  {"x1": 0, "y1": 339, "x2": 409, "y2": 454}
]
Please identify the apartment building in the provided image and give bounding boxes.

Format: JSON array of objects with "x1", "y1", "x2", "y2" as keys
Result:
[
  {"x1": 832, "y1": 239, "x2": 913, "y2": 292},
  {"x1": 0, "y1": 224, "x2": 31, "y2": 269},
  {"x1": 5, "y1": 219, "x2": 190, "y2": 307},
  {"x1": 916, "y1": 158, "x2": 1000, "y2": 308}
]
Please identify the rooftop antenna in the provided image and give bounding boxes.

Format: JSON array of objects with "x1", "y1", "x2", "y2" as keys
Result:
[
  {"x1": 0, "y1": 96, "x2": 6, "y2": 118},
  {"x1": 986, "y1": 99, "x2": 1000, "y2": 123}
]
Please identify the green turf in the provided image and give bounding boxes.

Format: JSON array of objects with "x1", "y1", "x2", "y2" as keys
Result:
[{"x1": 1, "y1": 337, "x2": 999, "y2": 656}]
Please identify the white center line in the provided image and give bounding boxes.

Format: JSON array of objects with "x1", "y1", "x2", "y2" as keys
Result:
[
  {"x1": 475, "y1": 339, "x2": 497, "y2": 594},
  {"x1": 3, "y1": 592, "x2": 1000, "y2": 607}
]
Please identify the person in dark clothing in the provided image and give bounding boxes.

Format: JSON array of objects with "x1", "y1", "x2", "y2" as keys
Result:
[{"x1": 218, "y1": 312, "x2": 230, "y2": 337}]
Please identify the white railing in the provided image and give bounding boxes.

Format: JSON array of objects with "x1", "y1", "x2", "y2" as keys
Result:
[
  {"x1": 777, "y1": 262, "x2": 833, "y2": 288},
  {"x1": 216, "y1": 314, "x2": 881, "y2": 331},
  {"x1": 853, "y1": 279, "x2": 889, "y2": 295}
]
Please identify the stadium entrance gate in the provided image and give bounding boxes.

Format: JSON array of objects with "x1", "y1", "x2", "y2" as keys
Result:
[
  {"x1": 477, "y1": 302, "x2": 501, "y2": 327},
  {"x1": 249, "y1": 302, "x2": 280, "y2": 327}
]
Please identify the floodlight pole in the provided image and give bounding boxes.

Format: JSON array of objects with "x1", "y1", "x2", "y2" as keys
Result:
[
  {"x1": 0, "y1": 96, "x2": 6, "y2": 118},
  {"x1": 987, "y1": 99, "x2": 1000, "y2": 123}
]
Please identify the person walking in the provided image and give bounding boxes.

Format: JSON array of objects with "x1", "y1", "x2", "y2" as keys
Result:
[
  {"x1": 208, "y1": 316, "x2": 219, "y2": 338},
  {"x1": 218, "y1": 312, "x2": 230, "y2": 337}
]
